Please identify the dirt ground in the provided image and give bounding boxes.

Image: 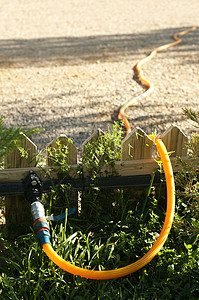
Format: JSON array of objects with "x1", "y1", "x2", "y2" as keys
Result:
[{"x1": 0, "y1": 0, "x2": 198, "y2": 155}]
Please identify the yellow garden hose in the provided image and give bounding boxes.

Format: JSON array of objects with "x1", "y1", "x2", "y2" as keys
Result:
[
  {"x1": 118, "y1": 26, "x2": 198, "y2": 135},
  {"x1": 42, "y1": 136, "x2": 175, "y2": 279}
]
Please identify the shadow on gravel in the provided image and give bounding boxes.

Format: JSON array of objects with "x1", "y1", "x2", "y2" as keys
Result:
[{"x1": 0, "y1": 27, "x2": 198, "y2": 68}]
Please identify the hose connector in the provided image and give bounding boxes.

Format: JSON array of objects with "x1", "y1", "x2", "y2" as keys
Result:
[
  {"x1": 33, "y1": 217, "x2": 51, "y2": 246},
  {"x1": 24, "y1": 171, "x2": 42, "y2": 204},
  {"x1": 23, "y1": 172, "x2": 51, "y2": 246},
  {"x1": 31, "y1": 201, "x2": 46, "y2": 221}
]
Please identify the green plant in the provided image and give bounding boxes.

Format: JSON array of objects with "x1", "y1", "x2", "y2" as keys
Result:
[
  {"x1": 78, "y1": 122, "x2": 124, "y2": 222},
  {"x1": 81, "y1": 122, "x2": 123, "y2": 179},
  {"x1": 174, "y1": 109, "x2": 199, "y2": 238},
  {"x1": 183, "y1": 108, "x2": 199, "y2": 128},
  {"x1": 0, "y1": 115, "x2": 41, "y2": 166},
  {"x1": 46, "y1": 139, "x2": 73, "y2": 178}
]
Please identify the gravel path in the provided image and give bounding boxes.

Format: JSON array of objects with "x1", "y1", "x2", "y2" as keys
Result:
[{"x1": 0, "y1": 0, "x2": 198, "y2": 154}]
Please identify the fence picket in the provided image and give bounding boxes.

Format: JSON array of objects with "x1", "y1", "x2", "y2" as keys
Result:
[
  {"x1": 121, "y1": 127, "x2": 153, "y2": 161},
  {"x1": 46, "y1": 134, "x2": 77, "y2": 166},
  {"x1": 161, "y1": 125, "x2": 188, "y2": 157},
  {"x1": 5, "y1": 134, "x2": 37, "y2": 225}
]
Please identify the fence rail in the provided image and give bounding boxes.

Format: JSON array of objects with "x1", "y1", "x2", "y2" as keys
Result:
[{"x1": 0, "y1": 125, "x2": 194, "y2": 225}]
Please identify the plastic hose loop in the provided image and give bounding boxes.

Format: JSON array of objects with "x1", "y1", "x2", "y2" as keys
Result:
[{"x1": 42, "y1": 137, "x2": 175, "y2": 279}]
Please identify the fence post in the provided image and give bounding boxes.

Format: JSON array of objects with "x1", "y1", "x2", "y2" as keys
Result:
[
  {"x1": 155, "y1": 125, "x2": 188, "y2": 205},
  {"x1": 46, "y1": 134, "x2": 78, "y2": 215},
  {"x1": 46, "y1": 134, "x2": 77, "y2": 166},
  {"x1": 4, "y1": 134, "x2": 37, "y2": 226},
  {"x1": 120, "y1": 127, "x2": 153, "y2": 201},
  {"x1": 81, "y1": 129, "x2": 111, "y2": 217}
]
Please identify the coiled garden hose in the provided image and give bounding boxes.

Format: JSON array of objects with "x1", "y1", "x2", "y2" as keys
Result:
[{"x1": 31, "y1": 136, "x2": 175, "y2": 280}]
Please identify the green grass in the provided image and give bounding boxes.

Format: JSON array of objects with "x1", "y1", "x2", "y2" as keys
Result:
[{"x1": 0, "y1": 182, "x2": 198, "y2": 300}]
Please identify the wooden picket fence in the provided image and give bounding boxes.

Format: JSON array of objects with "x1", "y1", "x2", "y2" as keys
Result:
[{"x1": 0, "y1": 125, "x2": 191, "y2": 226}]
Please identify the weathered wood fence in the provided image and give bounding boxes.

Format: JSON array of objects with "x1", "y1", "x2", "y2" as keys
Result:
[{"x1": 0, "y1": 125, "x2": 191, "y2": 225}]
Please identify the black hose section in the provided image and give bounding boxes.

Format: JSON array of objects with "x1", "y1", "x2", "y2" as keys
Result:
[{"x1": 1, "y1": 173, "x2": 172, "y2": 196}]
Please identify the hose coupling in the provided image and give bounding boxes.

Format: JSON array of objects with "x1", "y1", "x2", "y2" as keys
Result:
[
  {"x1": 33, "y1": 217, "x2": 51, "y2": 246},
  {"x1": 31, "y1": 201, "x2": 46, "y2": 221}
]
